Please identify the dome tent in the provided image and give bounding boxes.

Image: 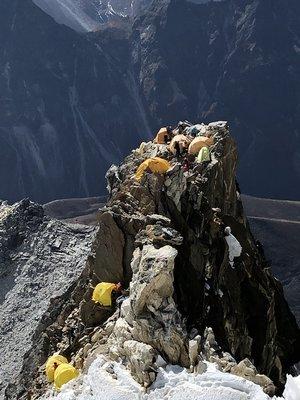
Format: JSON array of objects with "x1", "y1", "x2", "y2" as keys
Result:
[
  {"x1": 188, "y1": 136, "x2": 214, "y2": 155},
  {"x1": 135, "y1": 158, "x2": 171, "y2": 182},
  {"x1": 92, "y1": 282, "x2": 118, "y2": 307},
  {"x1": 154, "y1": 127, "x2": 169, "y2": 144},
  {"x1": 169, "y1": 134, "x2": 191, "y2": 155},
  {"x1": 197, "y1": 146, "x2": 211, "y2": 163},
  {"x1": 54, "y1": 363, "x2": 79, "y2": 390},
  {"x1": 46, "y1": 354, "x2": 68, "y2": 382}
]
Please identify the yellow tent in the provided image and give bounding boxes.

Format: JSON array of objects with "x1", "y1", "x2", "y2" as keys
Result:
[
  {"x1": 169, "y1": 134, "x2": 191, "y2": 155},
  {"x1": 188, "y1": 136, "x2": 214, "y2": 155},
  {"x1": 54, "y1": 363, "x2": 79, "y2": 390},
  {"x1": 135, "y1": 157, "x2": 171, "y2": 182},
  {"x1": 154, "y1": 127, "x2": 169, "y2": 144},
  {"x1": 197, "y1": 146, "x2": 211, "y2": 163},
  {"x1": 92, "y1": 282, "x2": 118, "y2": 307},
  {"x1": 46, "y1": 355, "x2": 68, "y2": 382}
]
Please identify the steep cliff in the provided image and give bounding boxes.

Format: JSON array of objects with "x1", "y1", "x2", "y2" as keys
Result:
[
  {"x1": 93, "y1": 121, "x2": 300, "y2": 388},
  {"x1": 243, "y1": 195, "x2": 300, "y2": 325},
  {"x1": 4, "y1": 121, "x2": 299, "y2": 399}
]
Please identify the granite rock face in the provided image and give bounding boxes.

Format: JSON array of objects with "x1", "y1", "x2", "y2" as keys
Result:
[
  {"x1": 107, "y1": 244, "x2": 189, "y2": 386},
  {"x1": 0, "y1": 200, "x2": 96, "y2": 398},
  {"x1": 93, "y1": 121, "x2": 300, "y2": 389},
  {"x1": 23, "y1": 121, "x2": 297, "y2": 398}
]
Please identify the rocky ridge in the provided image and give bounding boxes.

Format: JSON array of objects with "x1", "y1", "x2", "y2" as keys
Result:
[
  {"x1": 5, "y1": 121, "x2": 299, "y2": 399},
  {"x1": 85, "y1": 121, "x2": 300, "y2": 394}
]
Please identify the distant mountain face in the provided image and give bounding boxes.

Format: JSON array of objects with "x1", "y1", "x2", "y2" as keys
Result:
[
  {"x1": 132, "y1": 0, "x2": 300, "y2": 200},
  {"x1": 242, "y1": 195, "x2": 300, "y2": 325},
  {"x1": 0, "y1": 0, "x2": 152, "y2": 203},
  {"x1": 0, "y1": 0, "x2": 300, "y2": 202}
]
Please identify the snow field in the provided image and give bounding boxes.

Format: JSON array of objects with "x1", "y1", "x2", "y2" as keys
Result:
[{"x1": 42, "y1": 357, "x2": 288, "y2": 400}]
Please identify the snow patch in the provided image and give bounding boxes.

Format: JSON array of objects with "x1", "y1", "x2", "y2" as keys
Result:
[
  {"x1": 33, "y1": 0, "x2": 152, "y2": 32},
  {"x1": 282, "y1": 375, "x2": 300, "y2": 400},
  {"x1": 41, "y1": 357, "x2": 276, "y2": 400},
  {"x1": 225, "y1": 227, "x2": 242, "y2": 267}
]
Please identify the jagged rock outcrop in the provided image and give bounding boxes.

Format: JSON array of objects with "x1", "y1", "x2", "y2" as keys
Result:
[
  {"x1": 107, "y1": 244, "x2": 189, "y2": 386},
  {"x1": 5, "y1": 121, "x2": 300, "y2": 399},
  {"x1": 82, "y1": 121, "x2": 299, "y2": 392},
  {"x1": 0, "y1": 200, "x2": 96, "y2": 398}
]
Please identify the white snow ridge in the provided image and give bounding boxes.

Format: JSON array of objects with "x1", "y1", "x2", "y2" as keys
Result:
[{"x1": 40, "y1": 357, "x2": 296, "y2": 400}]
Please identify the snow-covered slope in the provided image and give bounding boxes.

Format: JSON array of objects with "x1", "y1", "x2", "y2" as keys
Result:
[
  {"x1": 32, "y1": 0, "x2": 151, "y2": 31},
  {"x1": 32, "y1": 0, "x2": 99, "y2": 32},
  {"x1": 40, "y1": 357, "x2": 299, "y2": 400}
]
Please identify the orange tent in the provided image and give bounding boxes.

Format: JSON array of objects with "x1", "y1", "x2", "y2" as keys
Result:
[
  {"x1": 169, "y1": 134, "x2": 191, "y2": 154},
  {"x1": 154, "y1": 127, "x2": 169, "y2": 144},
  {"x1": 188, "y1": 136, "x2": 214, "y2": 155}
]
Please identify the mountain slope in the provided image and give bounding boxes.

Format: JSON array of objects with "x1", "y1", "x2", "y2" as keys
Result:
[
  {"x1": 0, "y1": 0, "x2": 300, "y2": 202},
  {"x1": 242, "y1": 195, "x2": 300, "y2": 324},
  {"x1": 0, "y1": 200, "x2": 96, "y2": 398},
  {"x1": 0, "y1": 0, "x2": 152, "y2": 203}
]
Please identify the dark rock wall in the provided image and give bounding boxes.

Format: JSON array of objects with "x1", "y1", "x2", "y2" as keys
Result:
[
  {"x1": 88, "y1": 123, "x2": 300, "y2": 389},
  {"x1": 0, "y1": 200, "x2": 96, "y2": 398}
]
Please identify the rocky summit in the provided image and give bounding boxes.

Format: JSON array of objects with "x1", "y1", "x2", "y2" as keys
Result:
[{"x1": 1, "y1": 121, "x2": 299, "y2": 399}]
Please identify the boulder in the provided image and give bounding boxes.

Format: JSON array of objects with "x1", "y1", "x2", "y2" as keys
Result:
[
  {"x1": 106, "y1": 244, "x2": 190, "y2": 385},
  {"x1": 231, "y1": 359, "x2": 276, "y2": 396},
  {"x1": 91, "y1": 212, "x2": 125, "y2": 282}
]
